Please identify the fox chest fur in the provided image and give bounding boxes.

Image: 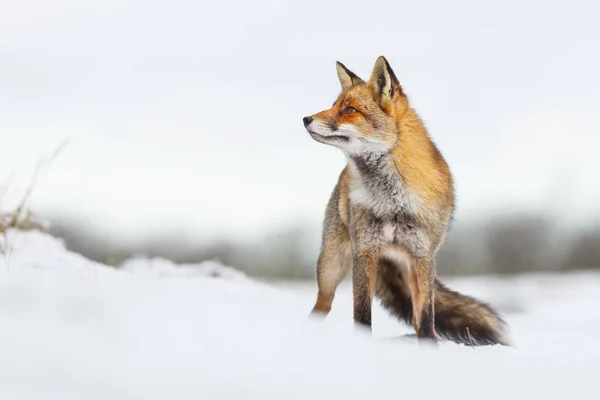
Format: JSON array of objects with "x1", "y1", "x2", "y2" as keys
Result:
[{"x1": 343, "y1": 153, "x2": 434, "y2": 259}]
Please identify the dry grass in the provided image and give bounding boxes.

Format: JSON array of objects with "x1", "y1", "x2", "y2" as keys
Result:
[{"x1": 0, "y1": 140, "x2": 68, "y2": 252}]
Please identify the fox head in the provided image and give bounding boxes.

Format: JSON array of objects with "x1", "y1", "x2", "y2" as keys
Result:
[{"x1": 303, "y1": 56, "x2": 409, "y2": 156}]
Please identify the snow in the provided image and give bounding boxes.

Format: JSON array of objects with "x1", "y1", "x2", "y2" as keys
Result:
[
  {"x1": 1, "y1": 229, "x2": 599, "y2": 399},
  {"x1": 120, "y1": 257, "x2": 250, "y2": 281}
]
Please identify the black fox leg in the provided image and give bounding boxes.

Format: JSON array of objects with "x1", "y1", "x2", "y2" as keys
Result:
[
  {"x1": 352, "y1": 251, "x2": 377, "y2": 328},
  {"x1": 410, "y1": 257, "x2": 437, "y2": 341}
]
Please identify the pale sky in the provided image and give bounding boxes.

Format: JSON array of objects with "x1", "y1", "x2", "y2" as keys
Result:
[{"x1": 1, "y1": 0, "x2": 599, "y2": 244}]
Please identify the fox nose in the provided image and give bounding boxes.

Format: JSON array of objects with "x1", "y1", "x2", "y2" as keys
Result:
[{"x1": 303, "y1": 116, "x2": 313, "y2": 127}]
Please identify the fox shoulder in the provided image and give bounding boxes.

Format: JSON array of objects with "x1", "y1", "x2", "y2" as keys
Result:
[
  {"x1": 337, "y1": 167, "x2": 351, "y2": 227},
  {"x1": 391, "y1": 113, "x2": 454, "y2": 208}
]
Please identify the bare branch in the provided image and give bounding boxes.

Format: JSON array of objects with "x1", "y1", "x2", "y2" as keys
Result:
[{"x1": 8, "y1": 139, "x2": 69, "y2": 228}]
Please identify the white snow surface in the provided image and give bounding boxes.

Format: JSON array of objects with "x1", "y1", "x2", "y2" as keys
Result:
[{"x1": 0, "y1": 229, "x2": 599, "y2": 400}]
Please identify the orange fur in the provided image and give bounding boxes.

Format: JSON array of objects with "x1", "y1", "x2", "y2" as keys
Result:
[
  {"x1": 392, "y1": 111, "x2": 454, "y2": 206},
  {"x1": 337, "y1": 168, "x2": 351, "y2": 226}
]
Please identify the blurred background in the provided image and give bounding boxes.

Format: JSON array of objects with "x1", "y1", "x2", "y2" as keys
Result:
[{"x1": 1, "y1": 0, "x2": 599, "y2": 279}]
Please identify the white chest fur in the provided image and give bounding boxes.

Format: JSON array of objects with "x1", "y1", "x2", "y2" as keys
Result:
[
  {"x1": 382, "y1": 222, "x2": 396, "y2": 242},
  {"x1": 347, "y1": 163, "x2": 421, "y2": 218}
]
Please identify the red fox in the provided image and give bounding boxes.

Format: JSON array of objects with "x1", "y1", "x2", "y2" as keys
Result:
[{"x1": 302, "y1": 56, "x2": 510, "y2": 346}]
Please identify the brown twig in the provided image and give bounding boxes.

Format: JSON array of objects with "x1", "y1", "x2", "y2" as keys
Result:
[{"x1": 7, "y1": 139, "x2": 69, "y2": 228}]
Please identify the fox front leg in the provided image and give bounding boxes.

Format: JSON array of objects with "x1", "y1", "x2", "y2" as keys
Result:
[
  {"x1": 311, "y1": 252, "x2": 351, "y2": 317},
  {"x1": 310, "y1": 229, "x2": 352, "y2": 317},
  {"x1": 352, "y1": 250, "x2": 377, "y2": 329}
]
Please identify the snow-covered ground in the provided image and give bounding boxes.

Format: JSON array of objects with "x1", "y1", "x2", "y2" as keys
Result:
[{"x1": 0, "y1": 229, "x2": 598, "y2": 400}]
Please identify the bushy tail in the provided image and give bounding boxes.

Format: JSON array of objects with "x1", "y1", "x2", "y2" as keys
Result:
[{"x1": 376, "y1": 259, "x2": 511, "y2": 346}]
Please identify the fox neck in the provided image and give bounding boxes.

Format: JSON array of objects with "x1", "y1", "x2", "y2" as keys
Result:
[
  {"x1": 346, "y1": 107, "x2": 448, "y2": 217},
  {"x1": 347, "y1": 151, "x2": 421, "y2": 218}
]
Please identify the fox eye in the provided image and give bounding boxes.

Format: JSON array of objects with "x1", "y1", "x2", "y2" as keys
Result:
[{"x1": 342, "y1": 106, "x2": 357, "y2": 114}]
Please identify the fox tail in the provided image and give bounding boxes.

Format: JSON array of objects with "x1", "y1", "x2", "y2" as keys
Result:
[{"x1": 376, "y1": 259, "x2": 511, "y2": 346}]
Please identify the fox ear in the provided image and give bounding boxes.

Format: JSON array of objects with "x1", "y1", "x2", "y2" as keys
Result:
[
  {"x1": 336, "y1": 61, "x2": 364, "y2": 91},
  {"x1": 368, "y1": 56, "x2": 402, "y2": 105}
]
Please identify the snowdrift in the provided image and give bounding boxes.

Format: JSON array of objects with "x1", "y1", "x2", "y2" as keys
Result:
[{"x1": 0, "y1": 229, "x2": 598, "y2": 400}]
